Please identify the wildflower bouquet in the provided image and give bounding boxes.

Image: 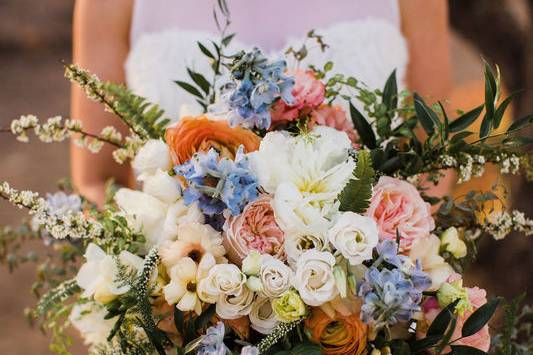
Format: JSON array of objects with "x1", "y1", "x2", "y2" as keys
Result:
[{"x1": 2, "y1": 15, "x2": 533, "y2": 355}]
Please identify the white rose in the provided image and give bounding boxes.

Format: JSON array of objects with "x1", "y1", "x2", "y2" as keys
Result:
[
  {"x1": 215, "y1": 286, "x2": 255, "y2": 320},
  {"x1": 249, "y1": 297, "x2": 278, "y2": 334},
  {"x1": 292, "y1": 250, "x2": 338, "y2": 306},
  {"x1": 440, "y1": 227, "x2": 467, "y2": 259},
  {"x1": 409, "y1": 235, "x2": 454, "y2": 291},
  {"x1": 258, "y1": 255, "x2": 293, "y2": 298},
  {"x1": 76, "y1": 243, "x2": 145, "y2": 304},
  {"x1": 328, "y1": 212, "x2": 379, "y2": 265},
  {"x1": 283, "y1": 227, "x2": 327, "y2": 267},
  {"x1": 142, "y1": 169, "x2": 181, "y2": 204},
  {"x1": 132, "y1": 139, "x2": 171, "y2": 180},
  {"x1": 198, "y1": 264, "x2": 246, "y2": 303}
]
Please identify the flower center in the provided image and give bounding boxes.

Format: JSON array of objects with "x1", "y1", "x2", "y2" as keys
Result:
[
  {"x1": 188, "y1": 250, "x2": 202, "y2": 262},
  {"x1": 186, "y1": 281, "x2": 197, "y2": 293}
]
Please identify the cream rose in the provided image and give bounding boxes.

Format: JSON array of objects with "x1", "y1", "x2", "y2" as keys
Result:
[
  {"x1": 328, "y1": 212, "x2": 379, "y2": 266},
  {"x1": 249, "y1": 297, "x2": 279, "y2": 334},
  {"x1": 258, "y1": 255, "x2": 293, "y2": 298},
  {"x1": 283, "y1": 227, "x2": 327, "y2": 267},
  {"x1": 292, "y1": 250, "x2": 338, "y2": 306},
  {"x1": 198, "y1": 264, "x2": 246, "y2": 303},
  {"x1": 215, "y1": 286, "x2": 255, "y2": 320}
]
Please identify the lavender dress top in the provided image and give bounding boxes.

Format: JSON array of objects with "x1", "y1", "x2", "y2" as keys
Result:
[{"x1": 126, "y1": 0, "x2": 407, "y2": 120}]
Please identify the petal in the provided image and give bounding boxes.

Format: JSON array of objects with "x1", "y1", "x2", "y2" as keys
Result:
[
  {"x1": 163, "y1": 281, "x2": 186, "y2": 304},
  {"x1": 177, "y1": 292, "x2": 198, "y2": 312}
]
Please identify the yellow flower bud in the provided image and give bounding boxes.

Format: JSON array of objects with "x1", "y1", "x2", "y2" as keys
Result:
[{"x1": 440, "y1": 227, "x2": 467, "y2": 259}]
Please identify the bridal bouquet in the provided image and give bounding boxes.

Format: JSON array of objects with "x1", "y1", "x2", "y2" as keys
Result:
[{"x1": 2, "y1": 28, "x2": 533, "y2": 355}]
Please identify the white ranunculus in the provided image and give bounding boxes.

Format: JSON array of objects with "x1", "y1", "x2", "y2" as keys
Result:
[
  {"x1": 76, "y1": 243, "x2": 144, "y2": 304},
  {"x1": 198, "y1": 264, "x2": 246, "y2": 303},
  {"x1": 409, "y1": 235, "x2": 454, "y2": 291},
  {"x1": 251, "y1": 126, "x2": 355, "y2": 231},
  {"x1": 142, "y1": 169, "x2": 181, "y2": 204},
  {"x1": 69, "y1": 302, "x2": 119, "y2": 347},
  {"x1": 283, "y1": 227, "x2": 328, "y2": 267},
  {"x1": 249, "y1": 297, "x2": 278, "y2": 334},
  {"x1": 215, "y1": 286, "x2": 255, "y2": 320},
  {"x1": 161, "y1": 200, "x2": 205, "y2": 240},
  {"x1": 132, "y1": 139, "x2": 171, "y2": 180},
  {"x1": 258, "y1": 255, "x2": 293, "y2": 298},
  {"x1": 292, "y1": 250, "x2": 338, "y2": 306},
  {"x1": 328, "y1": 212, "x2": 379, "y2": 266}
]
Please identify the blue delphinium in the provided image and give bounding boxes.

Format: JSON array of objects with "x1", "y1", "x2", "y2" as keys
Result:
[
  {"x1": 175, "y1": 146, "x2": 259, "y2": 216},
  {"x1": 358, "y1": 240, "x2": 431, "y2": 328},
  {"x1": 197, "y1": 322, "x2": 228, "y2": 355},
  {"x1": 220, "y1": 47, "x2": 295, "y2": 130}
]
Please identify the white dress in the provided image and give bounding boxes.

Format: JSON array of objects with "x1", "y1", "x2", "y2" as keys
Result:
[{"x1": 125, "y1": 0, "x2": 408, "y2": 121}]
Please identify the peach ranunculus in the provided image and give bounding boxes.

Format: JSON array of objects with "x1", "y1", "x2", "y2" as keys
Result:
[
  {"x1": 310, "y1": 104, "x2": 359, "y2": 144},
  {"x1": 418, "y1": 286, "x2": 490, "y2": 352},
  {"x1": 222, "y1": 195, "x2": 285, "y2": 265},
  {"x1": 165, "y1": 116, "x2": 261, "y2": 165},
  {"x1": 366, "y1": 176, "x2": 435, "y2": 252},
  {"x1": 270, "y1": 69, "x2": 325, "y2": 126},
  {"x1": 305, "y1": 307, "x2": 367, "y2": 355}
]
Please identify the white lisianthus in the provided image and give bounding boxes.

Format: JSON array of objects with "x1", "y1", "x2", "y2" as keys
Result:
[
  {"x1": 242, "y1": 250, "x2": 262, "y2": 276},
  {"x1": 142, "y1": 169, "x2": 181, "y2": 204},
  {"x1": 258, "y1": 255, "x2": 293, "y2": 298},
  {"x1": 216, "y1": 286, "x2": 255, "y2": 320},
  {"x1": 328, "y1": 212, "x2": 379, "y2": 265},
  {"x1": 251, "y1": 126, "x2": 355, "y2": 231},
  {"x1": 163, "y1": 254, "x2": 215, "y2": 315},
  {"x1": 292, "y1": 250, "x2": 338, "y2": 306},
  {"x1": 76, "y1": 243, "x2": 145, "y2": 304},
  {"x1": 283, "y1": 227, "x2": 327, "y2": 267},
  {"x1": 115, "y1": 189, "x2": 204, "y2": 247},
  {"x1": 69, "y1": 302, "x2": 119, "y2": 348},
  {"x1": 409, "y1": 235, "x2": 454, "y2": 291},
  {"x1": 198, "y1": 264, "x2": 246, "y2": 303},
  {"x1": 249, "y1": 297, "x2": 278, "y2": 334},
  {"x1": 132, "y1": 139, "x2": 171, "y2": 180},
  {"x1": 440, "y1": 227, "x2": 467, "y2": 259}
]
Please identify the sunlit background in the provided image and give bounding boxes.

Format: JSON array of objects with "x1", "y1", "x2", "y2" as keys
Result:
[{"x1": 0, "y1": 1, "x2": 531, "y2": 353}]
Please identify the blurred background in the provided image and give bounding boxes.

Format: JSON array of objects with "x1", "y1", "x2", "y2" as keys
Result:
[{"x1": 0, "y1": 1, "x2": 531, "y2": 354}]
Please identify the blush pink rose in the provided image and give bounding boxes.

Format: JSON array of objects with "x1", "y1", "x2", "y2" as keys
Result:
[
  {"x1": 222, "y1": 195, "x2": 285, "y2": 265},
  {"x1": 419, "y1": 284, "x2": 490, "y2": 352},
  {"x1": 366, "y1": 176, "x2": 435, "y2": 251},
  {"x1": 270, "y1": 69, "x2": 325, "y2": 126},
  {"x1": 310, "y1": 104, "x2": 359, "y2": 145}
]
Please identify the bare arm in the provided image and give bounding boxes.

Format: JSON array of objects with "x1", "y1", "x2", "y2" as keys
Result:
[{"x1": 71, "y1": 0, "x2": 134, "y2": 206}]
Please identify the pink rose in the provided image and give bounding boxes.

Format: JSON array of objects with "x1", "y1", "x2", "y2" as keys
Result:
[
  {"x1": 419, "y1": 286, "x2": 490, "y2": 352},
  {"x1": 310, "y1": 104, "x2": 359, "y2": 145},
  {"x1": 366, "y1": 176, "x2": 434, "y2": 251},
  {"x1": 222, "y1": 195, "x2": 285, "y2": 265},
  {"x1": 270, "y1": 69, "x2": 325, "y2": 126}
]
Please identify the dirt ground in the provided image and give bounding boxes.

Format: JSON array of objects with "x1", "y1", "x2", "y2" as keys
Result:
[{"x1": 0, "y1": 2, "x2": 531, "y2": 354}]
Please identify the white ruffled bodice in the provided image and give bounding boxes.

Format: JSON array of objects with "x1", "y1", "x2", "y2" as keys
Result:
[{"x1": 125, "y1": 5, "x2": 408, "y2": 121}]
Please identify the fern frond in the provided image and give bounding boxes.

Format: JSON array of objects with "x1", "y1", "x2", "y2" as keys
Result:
[
  {"x1": 34, "y1": 278, "x2": 80, "y2": 318},
  {"x1": 339, "y1": 149, "x2": 375, "y2": 213}
]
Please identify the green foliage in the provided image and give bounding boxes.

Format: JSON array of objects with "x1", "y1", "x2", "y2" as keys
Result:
[
  {"x1": 33, "y1": 278, "x2": 80, "y2": 318},
  {"x1": 462, "y1": 297, "x2": 502, "y2": 337},
  {"x1": 339, "y1": 150, "x2": 375, "y2": 213},
  {"x1": 492, "y1": 294, "x2": 533, "y2": 355}
]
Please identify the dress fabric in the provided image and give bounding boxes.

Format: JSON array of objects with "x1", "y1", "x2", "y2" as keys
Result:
[{"x1": 125, "y1": 0, "x2": 408, "y2": 120}]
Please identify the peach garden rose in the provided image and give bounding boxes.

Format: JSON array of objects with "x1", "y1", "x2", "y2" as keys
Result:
[
  {"x1": 366, "y1": 176, "x2": 435, "y2": 251},
  {"x1": 222, "y1": 195, "x2": 285, "y2": 265}
]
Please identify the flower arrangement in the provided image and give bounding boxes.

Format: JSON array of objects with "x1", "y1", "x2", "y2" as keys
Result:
[{"x1": 2, "y1": 7, "x2": 533, "y2": 355}]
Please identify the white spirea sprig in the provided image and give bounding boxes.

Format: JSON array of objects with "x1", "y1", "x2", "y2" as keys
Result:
[
  {"x1": 0, "y1": 181, "x2": 103, "y2": 240},
  {"x1": 484, "y1": 210, "x2": 533, "y2": 240},
  {"x1": 112, "y1": 134, "x2": 144, "y2": 164},
  {"x1": 256, "y1": 320, "x2": 302, "y2": 353}
]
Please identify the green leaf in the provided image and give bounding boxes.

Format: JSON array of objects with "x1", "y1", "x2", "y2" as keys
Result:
[
  {"x1": 450, "y1": 345, "x2": 487, "y2": 355},
  {"x1": 484, "y1": 61, "x2": 497, "y2": 120},
  {"x1": 479, "y1": 113, "x2": 492, "y2": 139},
  {"x1": 197, "y1": 42, "x2": 215, "y2": 59},
  {"x1": 450, "y1": 131, "x2": 474, "y2": 145},
  {"x1": 449, "y1": 104, "x2": 484, "y2": 132},
  {"x1": 174, "y1": 80, "x2": 205, "y2": 99},
  {"x1": 507, "y1": 114, "x2": 533, "y2": 133},
  {"x1": 414, "y1": 93, "x2": 440, "y2": 135},
  {"x1": 428, "y1": 299, "x2": 460, "y2": 336},
  {"x1": 186, "y1": 69, "x2": 211, "y2": 95},
  {"x1": 275, "y1": 342, "x2": 323, "y2": 355},
  {"x1": 349, "y1": 102, "x2": 377, "y2": 149},
  {"x1": 383, "y1": 69, "x2": 398, "y2": 113},
  {"x1": 173, "y1": 307, "x2": 185, "y2": 333},
  {"x1": 493, "y1": 91, "x2": 519, "y2": 129},
  {"x1": 462, "y1": 297, "x2": 501, "y2": 337},
  {"x1": 436, "y1": 317, "x2": 457, "y2": 353},
  {"x1": 439, "y1": 101, "x2": 450, "y2": 140},
  {"x1": 503, "y1": 136, "x2": 533, "y2": 147},
  {"x1": 194, "y1": 304, "x2": 216, "y2": 331},
  {"x1": 410, "y1": 335, "x2": 442, "y2": 353},
  {"x1": 339, "y1": 150, "x2": 375, "y2": 213},
  {"x1": 221, "y1": 33, "x2": 236, "y2": 47}
]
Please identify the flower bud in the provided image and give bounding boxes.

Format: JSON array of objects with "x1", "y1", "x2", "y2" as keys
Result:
[
  {"x1": 333, "y1": 265, "x2": 347, "y2": 298},
  {"x1": 437, "y1": 279, "x2": 472, "y2": 316},
  {"x1": 242, "y1": 251, "x2": 262, "y2": 276},
  {"x1": 246, "y1": 276, "x2": 263, "y2": 292},
  {"x1": 440, "y1": 227, "x2": 467, "y2": 258}
]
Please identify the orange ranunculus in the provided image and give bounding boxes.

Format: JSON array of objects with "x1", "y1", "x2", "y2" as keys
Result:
[
  {"x1": 305, "y1": 307, "x2": 368, "y2": 355},
  {"x1": 165, "y1": 116, "x2": 261, "y2": 165}
]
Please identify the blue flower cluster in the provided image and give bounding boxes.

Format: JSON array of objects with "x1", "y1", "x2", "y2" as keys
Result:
[
  {"x1": 197, "y1": 322, "x2": 228, "y2": 355},
  {"x1": 175, "y1": 146, "x2": 259, "y2": 216},
  {"x1": 358, "y1": 240, "x2": 431, "y2": 327},
  {"x1": 222, "y1": 48, "x2": 295, "y2": 130}
]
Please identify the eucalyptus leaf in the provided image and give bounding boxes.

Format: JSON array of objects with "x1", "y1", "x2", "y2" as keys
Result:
[
  {"x1": 428, "y1": 299, "x2": 459, "y2": 336},
  {"x1": 186, "y1": 69, "x2": 211, "y2": 95},
  {"x1": 461, "y1": 297, "x2": 501, "y2": 337},
  {"x1": 414, "y1": 93, "x2": 440, "y2": 135},
  {"x1": 349, "y1": 102, "x2": 377, "y2": 149},
  {"x1": 450, "y1": 345, "x2": 487, "y2": 355},
  {"x1": 493, "y1": 91, "x2": 519, "y2": 129},
  {"x1": 197, "y1": 42, "x2": 215, "y2": 59},
  {"x1": 449, "y1": 104, "x2": 484, "y2": 133},
  {"x1": 175, "y1": 80, "x2": 205, "y2": 99},
  {"x1": 479, "y1": 113, "x2": 492, "y2": 139},
  {"x1": 383, "y1": 69, "x2": 398, "y2": 113},
  {"x1": 507, "y1": 114, "x2": 533, "y2": 133}
]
